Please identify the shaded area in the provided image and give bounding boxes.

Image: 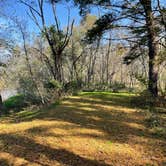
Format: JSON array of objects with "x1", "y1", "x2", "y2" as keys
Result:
[
  {"x1": 0, "y1": 92, "x2": 165, "y2": 165},
  {"x1": 0, "y1": 158, "x2": 10, "y2": 166},
  {"x1": 0, "y1": 133, "x2": 110, "y2": 166},
  {"x1": 4, "y1": 93, "x2": 166, "y2": 144},
  {"x1": 79, "y1": 92, "x2": 166, "y2": 109}
]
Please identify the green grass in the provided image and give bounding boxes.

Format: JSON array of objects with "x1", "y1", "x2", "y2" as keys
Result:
[
  {"x1": 79, "y1": 91, "x2": 140, "y2": 108},
  {"x1": 80, "y1": 91, "x2": 135, "y2": 96}
]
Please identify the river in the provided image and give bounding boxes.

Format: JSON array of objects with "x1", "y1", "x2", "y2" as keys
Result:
[{"x1": 0, "y1": 90, "x2": 17, "y2": 101}]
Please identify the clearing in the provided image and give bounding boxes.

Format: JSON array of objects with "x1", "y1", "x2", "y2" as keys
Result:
[{"x1": 0, "y1": 92, "x2": 165, "y2": 166}]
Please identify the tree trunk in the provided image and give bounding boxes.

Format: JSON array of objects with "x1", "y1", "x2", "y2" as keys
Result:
[
  {"x1": 141, "y1": 0, "x2": 158, "y2": 97},
  {"x1": 106, "y1": 34, "x2": 111, "y2": 84},
  {"x1": 0, "y1": 94, "x2": 3, "y2": 111}
]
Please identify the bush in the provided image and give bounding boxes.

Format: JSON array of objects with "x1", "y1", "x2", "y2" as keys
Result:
[
  {"x1": 18, "y1": 77, "x2": 41, "y2": 104},
  {"x1": 43, "y1": 79, "x2": 64, "y2": 103},
  {"x1": 82, "y1": 89, "x2": 95, "y2": 92},
  {"x1": 44, "y1": 79, "x2": 62, "y2": 90},
  {"x1": 145, "y1": 112, "x2": 166, "y2": 137},
  {"x1": 110, "y1": 82, "x2": 126, "y2": 92},
  {"x1": 129, "y1": 90, "x2": 155, "y2": 109},
  {"x1": 63, "y1": 80, "x2": 82, "y2": 94},
  {"x1": 145, "y1": 113, "x2": 161, "y2": 128},
  {"x1": 3, "y1": 94, "x2": 27, "y2": 112}
]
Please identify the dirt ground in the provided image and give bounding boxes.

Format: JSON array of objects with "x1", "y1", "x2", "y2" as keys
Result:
[{"x1": 0, "y1": 92, "x2": 165, "y2": 166}]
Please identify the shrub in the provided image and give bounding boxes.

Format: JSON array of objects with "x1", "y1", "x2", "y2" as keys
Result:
[
  {"x1": 3, "y1": 94, "x2": 27, "y2": 112},
  {"x1": 63, "y1": 80, "x2": 82, "y2": 94},
  {"x1": 110, "y1": 82, "x2": 126, "y2": 92},
  {"x1": 44, "y1": 79, "x2": 62, "y2": 90},
  {"x1": 18, "y1": 77, "x2": 41, "y2": 104}
]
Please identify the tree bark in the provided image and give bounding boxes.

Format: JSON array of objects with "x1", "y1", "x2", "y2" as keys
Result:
[
  {"x1": 0, "y1": 94, "x2": 3, "y2": 111},
  {"x1": 140, "y1": 0, "x2": 158, "y2": 97},
  {"x1": 106, "y1": 34, "x2": 111, "y2": 84}
]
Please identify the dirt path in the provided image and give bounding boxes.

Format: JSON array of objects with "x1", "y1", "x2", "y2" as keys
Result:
[{"x1": 0, "y1": 92, "x2": 165, "y2": 166}]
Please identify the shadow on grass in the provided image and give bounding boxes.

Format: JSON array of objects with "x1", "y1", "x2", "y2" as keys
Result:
[
  {"x1": 78, "y1": 92, "x2": 146, "y2": 109},
  {"x1": 0, "y1": 133, "x2": 111, "y2": 166},
  {"x1": 0, "y1": 158, "x2": 10, "y2": 166},
  {"x1": 6, "y1": 93, "x2": 166, "y2": 142},
  {"x1": 0, "y1": 92, "x2": 166, "y2": 165}
]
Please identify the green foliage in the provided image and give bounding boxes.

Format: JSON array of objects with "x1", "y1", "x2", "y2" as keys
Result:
[
  {"x1": 145, "y1": 112, "x2": 166, "y2": 137},
  {"x1": 123, "y1": 46, "x2": 147, "y2": 65},
  {"x1": 63, "y1": 80, "x2": 83, "y2": 94},
  {"x1": 145, "y1": 114, "x2": 161, "y2": 128},
  {"x1": 43, "y1": 79, "x2": 64, "y2": 102},
  {"x1": 110, "y1": 82, "x2": 126, "y2": 92},
  {"x1": 82, "y1": 82, "x2": 127, "y2": 93},
  {"x1": 158, "y1": 48, "x2": 166, "y2": 65},
  {"x1": 130, "y1": 90, "x2": 156, "y2": 109},
  {"x1": 44, "y1": 79, "x2": 62, "y2": 90},
  {"x1": 42, "y1": 25, "x2": 66, "y2": 48},
  {"x1": 134, "y1": 73, "x2": 148, "y2": 87},
  {"x1": 3, "y1": 94, "x2": 27, "y2": 112},
  {"x1": 72, "y1": 0, "x2": 110, "y2": 15},
  {"x1": 18, "y1": 77, "x2": 41, "y2": 104},
  {"x1": 86, "y1": 13, "x2": 113, "y2": 43}
]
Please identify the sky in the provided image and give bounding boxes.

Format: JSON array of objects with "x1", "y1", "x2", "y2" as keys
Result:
[
  {"x1": 1, "y1": 0, "x2": 82, "y2": 35},
  {"x1": 0, "y1": 0, "x2": 83, "y2": 61},
  {"x1": 1, "y1": 0, "x2": 165, "y2": 45}
]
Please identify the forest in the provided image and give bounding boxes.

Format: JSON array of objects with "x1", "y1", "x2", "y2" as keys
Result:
[{"x1": 0, "y1": 0, "x2": 165, "y2": 165}]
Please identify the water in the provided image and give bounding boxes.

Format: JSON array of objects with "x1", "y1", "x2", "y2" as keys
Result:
[{"x1": 0, "y1": 90, "x2": 17, "y2": 101}]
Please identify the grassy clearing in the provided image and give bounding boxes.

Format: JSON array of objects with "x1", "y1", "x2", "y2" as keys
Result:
[{"x1": 0, "y1": 92, "x2": 165, "y2": 166}]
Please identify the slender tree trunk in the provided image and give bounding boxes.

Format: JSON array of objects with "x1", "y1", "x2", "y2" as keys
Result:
[
  {"x1": 101, "y1": 51, "x2": 105, "y2": 84},
  {"x1": 0, "y1": 94, "x2": 3, "y2": 110},
  {"x1": 19, "y1": 24, "x2": 45, "y2": 104},
  {"x1": 141, "y1": 0, "x2": 158, "y2": 97},
  {"x1": 87, "y1": 49, "x2": 92, "y2": 86},
  {"x1": 106, "y1": 34, "x2": 111, "y2": 84}
]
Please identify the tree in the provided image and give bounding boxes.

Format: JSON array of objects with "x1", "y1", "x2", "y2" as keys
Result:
[
  {"x1": 71, "y1": 0, "x2": 166, "y2": 97},
  {"x1": 0, "y1": 38, "x2": 10, "y2": 110},
  {"x1": 140, "y1": 0, "x2": 159, "y2": 97},
  {"x1": 64, "y1": 14, "x2": 98, "y2": 86},
  {"x1": 0, "y1": 0, "x2": 6, "y2": 110},
  {"x1": 20, "y1": 0, "x2": 74, "y2": 83}
]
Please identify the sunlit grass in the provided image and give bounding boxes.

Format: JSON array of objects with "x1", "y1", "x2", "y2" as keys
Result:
[{"x1": 0, "y1": 92, "x2": 165, "y2": 166}]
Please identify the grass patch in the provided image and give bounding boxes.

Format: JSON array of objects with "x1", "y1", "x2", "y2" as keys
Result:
[
  {"x1": 2, "y1": 94, "x2": 61, "y2": 115},
  {"x1": 80, "y1": 91, "x2": 166, "y2": 110}
]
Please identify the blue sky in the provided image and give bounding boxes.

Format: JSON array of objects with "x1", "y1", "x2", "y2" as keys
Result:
[
  {"x1": 2, "y1": 0, "x2": 82, "y2": 34},
  {"x1": 0, "y1": 0, "x2": 83, "y2": 59},
  {"x1": 1, "y1": 0, "x2": 165, "y2": 44}
]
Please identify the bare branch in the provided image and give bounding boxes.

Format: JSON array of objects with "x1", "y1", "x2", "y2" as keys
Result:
[{"x1": 19, "y1": 0, "x2": 41, "y2": 17}]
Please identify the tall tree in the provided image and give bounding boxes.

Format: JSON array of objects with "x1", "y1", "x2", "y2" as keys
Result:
[
  {"x1": 20, "y1": 0, "x2": 74, "y2": 83},
  {"x1": 140, "y1": 0, "x2": 159, "y2": 97},
  {"x1": 70, "y1": 0, "x2": 166, "y2": 97}
]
